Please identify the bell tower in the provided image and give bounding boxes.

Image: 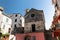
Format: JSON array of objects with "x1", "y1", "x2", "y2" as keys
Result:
[{"x1": 24, "y1": 8, "x2": 45, "y2": 33}]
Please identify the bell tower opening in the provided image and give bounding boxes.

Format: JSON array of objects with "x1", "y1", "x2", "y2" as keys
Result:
[{"x1": 32, "y1": 24, "x2": 35, "y2": 32}]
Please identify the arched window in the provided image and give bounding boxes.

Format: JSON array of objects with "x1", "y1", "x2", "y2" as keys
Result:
[{"x1": 24, "y1": 35, "x2": 31, "y2": 40}]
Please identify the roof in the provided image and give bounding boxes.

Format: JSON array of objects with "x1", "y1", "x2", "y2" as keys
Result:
[{"x1": 24, "y1": 8, "x2": 43, "y2": 16}]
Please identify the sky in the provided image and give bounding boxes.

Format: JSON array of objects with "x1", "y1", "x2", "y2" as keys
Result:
[{"x1": 0, "y1": 0, "x2": 55, "y2": 30}]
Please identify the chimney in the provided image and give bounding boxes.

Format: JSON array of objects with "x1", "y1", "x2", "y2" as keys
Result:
[{"x1": 0, "y1": 7, "x2": 3, "y2": 11}]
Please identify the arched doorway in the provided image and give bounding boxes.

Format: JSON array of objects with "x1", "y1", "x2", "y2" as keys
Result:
[
  {"x1": 24, "y1": 35, "x2": 31, "y2": 40},
  {"x1": 31, "y1": 24, "x2": 35, "y2": 32}
]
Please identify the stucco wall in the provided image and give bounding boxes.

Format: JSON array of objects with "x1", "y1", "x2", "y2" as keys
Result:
[{"x1": 16, "y1": 32, "x2": 45, "y2": 40}]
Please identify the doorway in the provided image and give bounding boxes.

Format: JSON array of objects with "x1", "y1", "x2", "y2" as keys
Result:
[{"x1": 32, "y1": 24, "x2": 35, "y2": 32}]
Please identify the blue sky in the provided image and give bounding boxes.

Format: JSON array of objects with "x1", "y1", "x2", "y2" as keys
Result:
[{"x1": 0, "y1": 0, "x2": 55, "y2": 30}]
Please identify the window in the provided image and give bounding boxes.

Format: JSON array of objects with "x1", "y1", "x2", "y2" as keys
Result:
[
  {"x1": 3, "y1": 25, "x2": 5, "y2": 29},
  {"x1": 32, "y1": 36, "x2": 36, "y2": 40},
  {"x1": 15, "y1": 19, "x2": 17, "y2": 22},
  {"x1": 8, "y1": 28, "x2": 11, "y2": 33},
  {"x1": 31, "y1": 14, "x2": 35, "y2": 17},
  {"x1": 14, "y1": 24, "x2": 17, "y2": 28},
  {"x1": 15, "y1": 14, "x2": 17, "y2": 17},
  {"x1": 6, "y1": 18, "x2": 8, "y2": 22}
]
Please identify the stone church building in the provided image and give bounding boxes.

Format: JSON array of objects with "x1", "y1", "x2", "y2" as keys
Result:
[
  {"x1": 11, "y1": 8, "x2": 53, "y2": 40},
  {"x1": 24, "y1": 8, "x2": 45, "y2": 33}
]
